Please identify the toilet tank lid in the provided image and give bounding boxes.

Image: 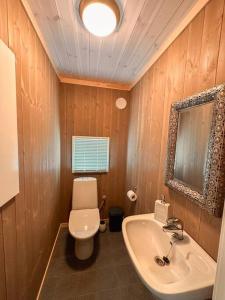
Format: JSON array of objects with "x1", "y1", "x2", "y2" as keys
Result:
[{"x1": 73, "y1": 177, "x2": 96, "y2": 182}]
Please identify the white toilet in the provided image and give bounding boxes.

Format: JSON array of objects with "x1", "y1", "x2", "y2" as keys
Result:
[{"x1": 69, "y1": 177, "x2": 100, "y2": 260}]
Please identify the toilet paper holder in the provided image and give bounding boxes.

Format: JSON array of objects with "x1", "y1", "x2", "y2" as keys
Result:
[
  {"x1": 133, "y1": 186, "x2": 137, "y2": 192},
  {"x1": 127, "y1": 188, "x2": 137, "y2": 202}
]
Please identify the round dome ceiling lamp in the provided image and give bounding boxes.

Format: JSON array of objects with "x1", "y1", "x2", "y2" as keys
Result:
[{"x1": 79, "y1": 0, "x2": 121, "y2": 37}]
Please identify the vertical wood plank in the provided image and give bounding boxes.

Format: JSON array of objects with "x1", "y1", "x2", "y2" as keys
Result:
[
  {"x1": 8, "y1": 1, "x2": 28, "y2": 298},
  {"x1": 126, "y1": 81, "x2": 142, "y2": 215},
  {"x1": 1, "y1": 0, "x2": 61, "y2": 298},
  {"x1": 194, "y1": 0, "x2": 224, "y2": 259},
  {"x1": 0, "y1": 1, "x2": 8, "y2": 298},
  {"x1": 0, "y1": 0, "x2": 8, "y2": 45},
  {"x1": 216, "y1": 0, "x2": 225, "y2": 84},
  {"x1": 1, "y1": 200, "x2": 17, "y2": 300},
  {"x1": 126, "y1": 0, "x2": 225, "y2": 260},
  {"x1": 60, "y1": 84, "x2": 130, "y2": 221},
  {"x1": 197, "y1": 0, "x2": 224, "y2": 90},
  {"x1": 0, "y1": 211, "x2": 7, "y2": 300},
  {"x1": 180, "y1": 10, "x2": 206, "y2": 242},
  {"x1": 183, "y1": 10, "x2": 205, "y2": 97},
  {"x1": 157, "y1": 28, "x2": 189, "y2": 218}
]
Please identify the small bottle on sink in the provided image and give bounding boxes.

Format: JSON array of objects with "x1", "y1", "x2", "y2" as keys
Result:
[{"x1": 154, "y1": 194, "x2": 170, "y2": 224}]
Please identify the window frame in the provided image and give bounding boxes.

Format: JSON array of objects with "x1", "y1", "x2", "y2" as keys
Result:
[{"x1": 72, "y1": 136, "x2": 110, "y2": 174}]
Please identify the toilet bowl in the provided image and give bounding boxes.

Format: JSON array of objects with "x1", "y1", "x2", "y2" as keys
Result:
[
  {"x1": 69, "y1": 208, "x2": 100, "y2": 259},
  {"x1": 69, "y1": 177, "x2": 100, "y2": 260}
]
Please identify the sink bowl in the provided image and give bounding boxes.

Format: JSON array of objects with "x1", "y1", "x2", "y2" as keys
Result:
[{"x1": 122, "y1": 213, "x2": 216, "y2": 300}]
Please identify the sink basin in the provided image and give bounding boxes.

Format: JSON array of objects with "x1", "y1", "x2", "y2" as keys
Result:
[{"x1": 122, "y1": 213, "x2": 216, "y2": 300}]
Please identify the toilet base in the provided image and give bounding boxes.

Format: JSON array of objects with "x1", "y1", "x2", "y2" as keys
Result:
[{"x1": 75, "y1": 237, "x2": 94, "y2": 260}]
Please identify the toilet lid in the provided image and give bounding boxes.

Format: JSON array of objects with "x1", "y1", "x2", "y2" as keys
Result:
[{"x1": 69, "y1": 208, "x2": 100, "y2": 240}]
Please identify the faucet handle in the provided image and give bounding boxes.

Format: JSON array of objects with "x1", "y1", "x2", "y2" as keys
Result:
[
  {"x1": 163, "y1": 217, "x2": 184, "y2": 240},
  {"x1": 166, "y1": 217, "x2": 177, "y2": 224},
  {"x1": 166, "y1": 217, "x2": 183, "y2": 230}
]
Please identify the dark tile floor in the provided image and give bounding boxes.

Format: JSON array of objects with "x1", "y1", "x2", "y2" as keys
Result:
[{"x1": 39, "y1": 227, "x2": 156, "y2": 300}]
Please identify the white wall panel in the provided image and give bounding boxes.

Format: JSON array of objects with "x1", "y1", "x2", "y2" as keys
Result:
[{"x1": 0, "y1": 39, "x2": 19, "y2": 207}]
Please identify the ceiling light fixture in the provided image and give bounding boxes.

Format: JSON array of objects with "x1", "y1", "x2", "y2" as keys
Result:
[{"x1": 79, "y1": 0, "x2": 121, "y2": 37}]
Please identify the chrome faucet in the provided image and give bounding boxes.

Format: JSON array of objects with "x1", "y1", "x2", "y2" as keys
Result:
[{"x1": 163, "y1": 217, "x2": 184, "y2": 240}]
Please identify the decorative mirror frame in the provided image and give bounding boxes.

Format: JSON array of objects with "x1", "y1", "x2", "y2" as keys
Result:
[{"x1": 165, "y1": 84, "x2": 225, "y2": 217}]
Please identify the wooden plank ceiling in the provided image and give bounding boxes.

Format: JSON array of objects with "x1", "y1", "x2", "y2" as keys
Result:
[{"x1": 26, "y1": 0, "x2": 197, "y2": 85}]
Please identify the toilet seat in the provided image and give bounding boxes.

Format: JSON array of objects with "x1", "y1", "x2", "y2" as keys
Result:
[{"x1": 69, "y1": 208, "x2": 100, "y2": 240}]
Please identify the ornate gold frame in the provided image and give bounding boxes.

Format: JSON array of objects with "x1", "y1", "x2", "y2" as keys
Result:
[{"x1": 165, "y1": 84, "x2": 225, "y2": 217}]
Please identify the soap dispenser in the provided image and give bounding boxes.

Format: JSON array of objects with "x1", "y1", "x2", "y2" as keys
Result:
[{"x1": 154, "y1": 194, "x2": 170, "y2": 224}]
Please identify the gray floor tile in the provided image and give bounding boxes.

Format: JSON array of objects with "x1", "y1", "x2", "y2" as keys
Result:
[
  {"x1": 74, "y1": 288, "x2": 122, "y2": 300},
  {"x1": 40, "y1": 273, "x2": 80, "y2": 300},
  {"x1": 76, "y1": 267, "x2": 118, "y2": 295},
  {"x1": 110, "y1": 247, "x2": 131, "y2": 266},
  {"x1": 39, "y1": 228, "x2": 156, "y2": 300},
  {"x1": 95, "y1": 288, "x2": 122, "y2": 300},
  {"x1": 120, "y1": 282, "x2": 155, "y2": 300},
  {"x1": 114, "y1": 263, "x2": 139, "y2": 287},
  {"x1": 74, "y1": 294, "x2": 96, "y2": 300}
]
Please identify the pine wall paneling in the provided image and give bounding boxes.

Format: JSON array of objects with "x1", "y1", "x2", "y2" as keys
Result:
[
  {"x1": 126, "y1": 0, "x2": 225, "y2": 260},
  {"x1": 0, "y1": 0, "x2": 61, "y2": 299},
  {"x1": 0, "y1": 1, "x2": 9, "y2": 299},
  {"x1": 0, "y1": 0, "x2": 225, "y2": 299},
  {"x1": 60, "y1": 84, "x2": 129, "y2": 221},
  {"x1": 0, "y1": 213, "x2": 6, "y2": 300}
]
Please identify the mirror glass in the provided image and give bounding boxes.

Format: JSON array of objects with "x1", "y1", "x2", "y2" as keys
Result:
[{"x1": 174, "y1": 102, "x2": 213, "y2": 193}]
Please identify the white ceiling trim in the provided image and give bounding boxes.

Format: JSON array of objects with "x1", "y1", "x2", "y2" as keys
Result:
[{"x1": 21, "y1": 0, "x2": 210, "y2": 91}]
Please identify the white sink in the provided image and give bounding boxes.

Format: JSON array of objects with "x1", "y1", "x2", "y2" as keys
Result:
[{"x1": 122, "y1": 213, "x2": 216, "y2": 300}]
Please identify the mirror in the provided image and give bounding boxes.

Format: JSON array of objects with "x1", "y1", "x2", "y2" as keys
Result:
[
  {"x1": 174, "y1": 102, "x2": 213, "y2": 193},
  {"x1": 165, "y1": 84, "x2": 225, "y2": 217}
]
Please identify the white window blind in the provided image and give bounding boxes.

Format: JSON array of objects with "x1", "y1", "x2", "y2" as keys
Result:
[{"x1": 72, "y1": 136, "x2": 109, "y2": 173}]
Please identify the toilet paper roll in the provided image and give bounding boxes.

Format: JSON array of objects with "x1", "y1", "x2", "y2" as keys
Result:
[{"x1": 127, "y1": 190, "x2": 137, "y2": 202}]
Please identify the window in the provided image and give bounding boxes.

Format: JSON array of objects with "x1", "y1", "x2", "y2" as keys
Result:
[{"x1": 72, "y1": 136, "x2": 110, "y2": 173}]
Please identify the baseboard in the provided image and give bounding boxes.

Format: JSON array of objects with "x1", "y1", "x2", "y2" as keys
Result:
[{"x1": 36, "y1": 223, "x2": 64, "y2": 300}]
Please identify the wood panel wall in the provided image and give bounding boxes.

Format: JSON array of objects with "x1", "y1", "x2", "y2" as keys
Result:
[
  {"x1": 0, "y1": 1, "x2": 224, "y2": 299},
  {"x1": 0, "y1": 0, "x2": 61, "y2": 299},
  {"x1": 126, "y1": 0, "x2": 225, "y2": 261},
  {"x1": 60, "y1": 84, "x2": 129, "y2": 221}
]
